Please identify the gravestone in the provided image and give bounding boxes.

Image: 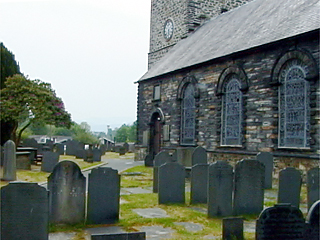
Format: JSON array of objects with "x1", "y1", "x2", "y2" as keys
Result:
[
  {"x1": 144, "y1": 153, "x2": 154, "y2": 167},
  {"x1": 307, "y1": 167, "x2": 319, "y2": 209},
  {"x1": 55, "y1": 143, "x2": 65, "y2": 155},
  {"x1": 22, "y1": 138, "x2": 39, "y2": 148},
  {"x1": 1, "y1": 182, "x2": 49, "y2": 240},
  {"x1": 223, "y1": 217, "x2": 244, "y2": 240},
  {"x1": 65, "y1": 140, "x2": 81, "y2": 156},
  {"x1": 190, "y1": 163, "x2": 209, "y2": 204},
  {"x1": 119, "y1": 147, "x2": 126, "y2": 155},
  {"x1": 256, "y1": 152, "x2": 273, "y2": 189},
  {"x1": 192, "y1": 146, "x2": 207, "y2": 165},
  {"x1": 41, "y1": 151, "x2": 59, "y2": 172},
  {"x1": 208, "y1": 161, "x2": 234, "y2": 217},
  {"x1": 93, "y1": 148, "x2": 102, "y2": 162},
  {"x1": 278, "y1": 167, "x2": 302, "y2": 208},
  {"x1": 175, "y1": 147, "x2": 194, "y2": 167},
  {"x1": 233, "y1": 159, "x2": 265, "y2": 216},
  {"x1": 48, "y1": 160, "x2": 86, "y2": 224},
  {"x1": 153, "y1": 151, "x2": 172, "y2": 193},
  {"x1": 256, "y1": 204, "x2": 305, "y2": 240},
  {"x1": 91, "y1": 232, "x2": 146, "y2": 240},
  {"x1": 305, "y1": 200, "x2": 320, "y2": 240},
  {"x1": 2, "y1": 140, "x2": 16, "y2": 181},
  {"x1": 16, "y1": 151, "x2": 31, "y2": 170},
  {"x1": 87, "y1": 167, "x2": 120, "y2": 224},
  {"x1": 123, "y1": 142, "x2": 129, "y2": 152},
  {"x1": 158, "y1": 162, "x2": 185, "y2": 204}
]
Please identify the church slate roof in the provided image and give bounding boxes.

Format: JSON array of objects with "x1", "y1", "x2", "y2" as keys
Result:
[{"x1": 139, "y1": 0, "x2": 319, "y2": 82}]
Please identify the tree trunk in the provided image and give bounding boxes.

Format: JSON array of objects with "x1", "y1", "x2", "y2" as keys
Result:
[{"x1": 16, "y1": 121, "x2": 31, "y2": 147}]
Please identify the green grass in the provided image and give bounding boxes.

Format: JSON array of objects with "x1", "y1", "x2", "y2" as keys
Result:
[{"x1": 120, "y1": 165, "x2": 153, "y2": 188}]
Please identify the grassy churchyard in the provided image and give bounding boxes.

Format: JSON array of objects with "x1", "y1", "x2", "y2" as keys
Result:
[{"x1": 1, "y1": 152, "x2": 309, "y2": 240}]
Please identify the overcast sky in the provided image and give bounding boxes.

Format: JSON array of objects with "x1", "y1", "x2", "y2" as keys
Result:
[{"x1": 0, "y1": 0, "x2": 151, "y2": 132}]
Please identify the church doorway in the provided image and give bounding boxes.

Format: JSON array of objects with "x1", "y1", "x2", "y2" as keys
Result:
[{"x1": 149, "y1": 112, "x2": 162, "y2": 158}]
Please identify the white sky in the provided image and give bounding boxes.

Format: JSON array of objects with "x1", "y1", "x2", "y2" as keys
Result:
[{"x1": 0, "y1": 0, "x2": 151, "y2": 132}]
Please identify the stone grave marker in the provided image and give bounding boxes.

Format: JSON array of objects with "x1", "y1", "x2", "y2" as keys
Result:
[
  {"x1": 48, "y1": 160, "x2": 86, "y2": 224},
  {"x1": 1, "y1": 182, "x2": 49, "y2": 240},
  {"x1": 55, "y1": 143, "x2": 65, "y2": 155},
  {"x1": 153, "y1": 150, "x2": 172, "y2": 193},
  {"x1": 256, "y1": 152, "x2": 273, "y2": 189},
  {"x1": 93, "y1": 148, "x2": 102, "y2": 162},
  {"x1": 192, "y1": 146, "x2": 207, "y2": 165},
  {"x1": 22, "y1": 138, "x2": 39, "y2": 148},
  {"x1": 158, "y1": 162, "x2": 185, "y2": 204},
  {"x1": 87, "y1": 167, "x2": 120, "y2": 224},
  {"x1": 2, "y1": 140, "x2": 16, "y2": 181},
  {"x1": 175, "y1": 147, "x2": 194, "y2": 167},
  {"x1": 233, "y1": 159, "x2": 265, "y2": 216},
  {"x1": 223, "y1": 217, "x2": 244, "y2": 240},
  {"x1": 256, "y1": 204, "x2": 305, "y2": 240},
  {"x1": 91, "y1": 232, "x2": 146, "y2": 240},
  {"x1": 305, "y1": 200, "x2": 320, "y2": 240},
  {"x1": 65, "y1": 140, "x2": 81, "y2": 156},
  {"x1": 208, "y1": 161, "x2": 234, "y2": 217},
  {"x1": 278, "y1": 167, "x2": 302, "y2": 208},
  {"x1": 190, "y1": 163, "x2": 208, "y2": 204},
  {"x1": 144, "y1": 153, "x2": 154, "y2": 167},
  {"x1": 41, "y1": 151, "x2": 59, "y2": 172},
  {"x1": 307, "y1": 167, "x2": 319, "y2": 209}
]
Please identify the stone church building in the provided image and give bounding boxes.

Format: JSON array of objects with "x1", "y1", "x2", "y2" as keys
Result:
[{"x1": 135, "y1": 0, "x2": 319, "y2": 166}]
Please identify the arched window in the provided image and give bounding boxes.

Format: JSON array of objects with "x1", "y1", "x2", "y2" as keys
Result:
[
  {"x1": 181, "y1": 83, "x2": 196, "y2": 145},
  {"x1": 221, "y1": 75, "x2": 243, "y2": 146},
  {"x1": 278, "y1": 59, "x2": 310, "y2": 148}
]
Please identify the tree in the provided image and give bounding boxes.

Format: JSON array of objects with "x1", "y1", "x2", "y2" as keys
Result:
[
  {"x1": 0, "y1": 43, "x2": 21, "y2": 145},
  {"x1": 115, "y1": 122, "x2": 137, "y2": 143},
  {"x1": 1, "y1": 74, "x2": 72, "y2": 146},
  {"x1": 71, "y1": 122, "x2": 99, "y2": 145}
]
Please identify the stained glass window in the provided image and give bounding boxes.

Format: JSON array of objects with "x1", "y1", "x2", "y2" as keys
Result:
[
  {"x1": 221, "y1": 77, "x2": 242, "y2": 146},
  {"x1": 181, "y1": 84, "x2": 195, "y2": 145},
  {"x1": 279, "y1": 59, "x2": 310, "y2": 148}
]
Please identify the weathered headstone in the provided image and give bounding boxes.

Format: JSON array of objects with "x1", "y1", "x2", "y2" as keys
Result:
[
  {"x1": 307, "y1": 167, "x2": 320, "y2": 209},
  {"x1": 233, "y1": 159, "x2": 265, "y2": 216},
  {"x1": 208, "y1": 161, "x2": 234, "y2": 217},
  {"x1": 192, "y1": 146, "x2": 207, "y2": 165},
  {"x1": 144, "y1": 153, "x2": 154, "y2": 167},
  {"x1": 55, "y1": 143, "x2": 65, "y2": 155},
  {"x1": 92, "y1": 148, "x2": 102, "y2": 162},
  {"x1": 22, "y1": 138, "x2": 39, "y2": 148},
  {"x1": 91, "y1": 232, "x2": 146, "y2": 240},
  {"x1": 48, "y1": 160, "x2": 86, "y2": 224},
  {"x1": 278, "y1": 167, "x2": 302, "y2": 208},
  {"x1": 16, "y1": 151, "x2": 31, "y2": 170},
  {"x1": 41, "y1": 151, "x2": 59, "y2": 172},
  {"x1": 1, "y1": 182, "x2": 49, "y2": 240},
  {"x1": 305, "y1": 200, "x2": 320, "y2": 240},
  {"x1": 123, "y1": 142, "x2": 129, "y2": 152},
  {"x1": 153, "y1": 151, "x2": 172, "y2": 193},
  {"x1": 175, "y1": 147, "x2": 194, "y2": 167},
  {"x1": 256, "y1": 152, "x2": 273, "y2": 189},
  {"x1": 119, "y1": 147, "x2": 126, "y2": 155},
  {"x1": 87, "y1": 167, "x2": 120, "y2": 224},
  {"x1": 65, "y1": 140, "x2": 82, "y2": 156},
  {"x1": 2, "y1": 140, "x2": 16, "y2": 181},
  {"x1": 256, "y1": 204, "x2": 305, "y2": 240},
  {"x1": 190, "y1": 163, "x2": 209, "y2": 204},
  {"x1": 223, "y1": 217, "x2": 244, "y2": 240},
  {"x1": 158, "y1": 162, "x2": 185, "y2": 204}
]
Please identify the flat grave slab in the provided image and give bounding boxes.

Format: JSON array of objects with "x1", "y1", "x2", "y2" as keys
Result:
[
  {"x1": 174, "y1": 222, "x2": 203, "y2": 232},
  {"x1": 49, "y1": 232, "x2": 78, "y2": 240},
  {"x1": 86, "y1": 226, "x2": 126, "y2": 235},
  {"x1": 121, "y1": 187, "x2": 153, "y2": 195},
  {"x1": 133, "y1": 208, "x2": 169, "y2": 218},
  {"x1": 139, "y1": 226, "x2": 175, "y2": 239}
]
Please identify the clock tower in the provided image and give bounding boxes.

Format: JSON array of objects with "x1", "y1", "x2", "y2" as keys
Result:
[{"x1": 148, "y1": 0, "x2": 253, "y2": 69}]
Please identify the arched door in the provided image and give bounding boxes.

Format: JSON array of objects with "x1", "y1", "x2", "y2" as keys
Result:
[{"x1": 149, "y1": 112, "x2": 162, "y2": 158}]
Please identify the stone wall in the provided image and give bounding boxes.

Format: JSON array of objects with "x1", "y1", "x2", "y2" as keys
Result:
[
  {"x1": 148, "y1": 0, "x2": 253, "y2": 68},
  {"x1": 137, "y1": 31, "x2": 320, "y2": 162}
]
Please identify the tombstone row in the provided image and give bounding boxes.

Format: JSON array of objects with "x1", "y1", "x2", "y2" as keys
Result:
[
  {"x1": 154, "y1": 150, "x2": 319, "y2": 219},
  {"x1": 1, "y1": 161, "x2": 121, "y2": 240}
]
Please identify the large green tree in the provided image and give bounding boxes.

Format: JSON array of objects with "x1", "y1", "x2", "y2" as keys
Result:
[
  {"x1": 1, "y1": 43, "x2": 21, "y2": 145},
  {"x1": 1, "y1": 74, "x2": 72, "y2": 146},
  {"x1": 71, "y1": 122, "x2": 99, "y2": 144}
]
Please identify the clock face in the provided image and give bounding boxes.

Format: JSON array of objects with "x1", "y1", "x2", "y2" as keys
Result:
[{"x1": 164, "y1": 19, "x2": 174, "y2": 40}]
